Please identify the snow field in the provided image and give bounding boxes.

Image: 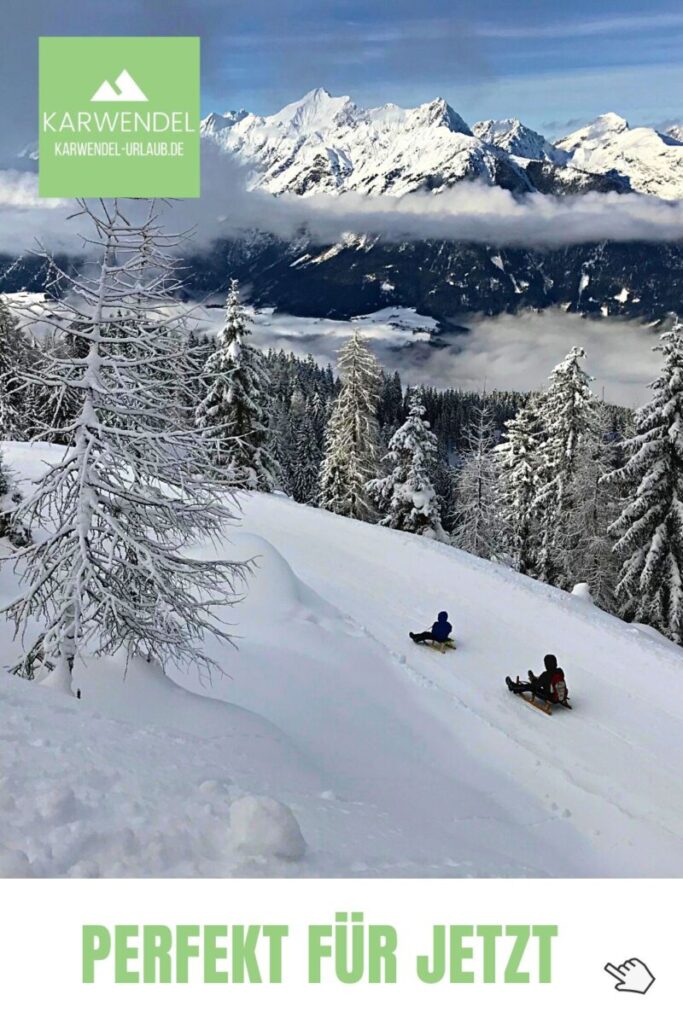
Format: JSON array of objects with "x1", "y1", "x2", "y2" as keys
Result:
[{"x1": 1, "y1": 443, "x2": 683, "y2": 877}]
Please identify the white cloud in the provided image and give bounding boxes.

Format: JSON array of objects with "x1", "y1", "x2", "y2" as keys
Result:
[
  {"x1": 410, "y1": 309, "x2": 662, "y2": 408},
  {"x1": 0, "y1": 170, "x2": 63, "y2": 209},
  {"x1": 5, "y1": 161, "x2": 683, "y2": 255},
  {"x1": 242, "y1": 306, "x2": 662, "y2": 409},
  {"x1": 477, "y1": 13, "x2": 683, "y2": 40}
]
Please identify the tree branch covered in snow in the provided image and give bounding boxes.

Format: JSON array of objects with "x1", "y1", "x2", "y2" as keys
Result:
[
  {"x1": 4, "y1": 201, "x2": 250, "y2": 692},
  {"x1": 451, "y1": 404, "x2": 501, "y2": 560},
  {"x1": 608, "y1": 321, "x2": 683, "y2": 643}
]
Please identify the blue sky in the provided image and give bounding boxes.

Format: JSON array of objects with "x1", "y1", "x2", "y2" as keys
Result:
[
  {"x1": 2, "y1": 0, "x2": 683, "y2": 159},
  {"x1": 207, "y1": 1, "x2": 683, "y2": 133}
]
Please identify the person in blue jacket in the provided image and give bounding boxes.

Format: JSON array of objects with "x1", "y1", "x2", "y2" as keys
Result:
[{"x1": 410, "y1": 611, "x2": 453, "y2": 645}]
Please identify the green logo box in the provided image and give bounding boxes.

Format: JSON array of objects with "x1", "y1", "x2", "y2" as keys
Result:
[{"x1": 39, "y1": 36, "x2": 200, "y2": 198}]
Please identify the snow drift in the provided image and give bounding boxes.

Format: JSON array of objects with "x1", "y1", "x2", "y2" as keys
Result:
[{"x1": 2, "y1": 442, "x2": 683, "y2": 878}]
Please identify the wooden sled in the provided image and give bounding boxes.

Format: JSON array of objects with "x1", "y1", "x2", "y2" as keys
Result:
[
  {"x1": 508, "y1": 676, "x2": 572, "y2": 716},
  {"x1": 519, "y1": 693, "x2": 554, "y2": 716},
  {"x1": 425, "y1": 638, "x2": 456, "y2": 654}
]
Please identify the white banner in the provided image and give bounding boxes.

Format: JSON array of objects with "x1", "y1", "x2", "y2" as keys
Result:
[{"x1": 0, "y1": 879, "x2": 672, "y2": 1022}]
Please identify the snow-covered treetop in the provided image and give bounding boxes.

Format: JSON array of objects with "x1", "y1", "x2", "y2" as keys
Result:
[
  {"x1": 222, "y1": 278, "x2": 252, "y2": 360},
  {"x1": 549, "y1": 344, "x2": 587, "y2": 374},
  {"x1": 337, "y1": 329, "x2": 381, "y2": 387},
  {"x1": 642, "y1": 319, "x2": 683, "y2": 443},
  {"x1": 383, "y1": 396, "x2": 435, "y2": 460}
]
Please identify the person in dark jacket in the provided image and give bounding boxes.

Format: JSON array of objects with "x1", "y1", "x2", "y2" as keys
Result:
[
  {"x1": 410, "y1": 611, "x2": 453, "y2": 644},
  {"x1": 506, "y1": 654, "x2": 565, "y2": 702}
]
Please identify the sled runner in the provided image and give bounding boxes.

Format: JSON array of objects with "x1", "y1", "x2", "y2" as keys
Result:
[
  {"x1": 426, "y1": 637, "x2": 456, "y2": 654},
  {"x1": 409, "y1": 634, "x2": 456, "y2": 653},
  {"x1": 518, "y1": 692, "x2": 554, "y2": 716}
]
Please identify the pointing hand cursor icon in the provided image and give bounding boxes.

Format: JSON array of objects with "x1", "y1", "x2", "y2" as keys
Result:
[{"x1": 604, "y1": 959, "x2": 655, "y2": 994}]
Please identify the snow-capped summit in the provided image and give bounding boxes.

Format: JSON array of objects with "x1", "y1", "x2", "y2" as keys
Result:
[
  {"x1": 558, "y1": 112, "x2": 630, "y2": 147},
  {"x1": 556, "y1": 113, "x2": 683, "y2": 198},
  {"x1": 472, "y1": 118, "x2": 563, "y2": 162},
  {"x1": 663, "y1": 124, "x2": 683, "y2": 144},
  {"x1": 407, "y1": 97, "x2": 473, "y2": 135},
  {"x1": 201, "y1": 109, "x2": 250, "y2": 137},
  {"x1": 268, "y1": 88, "x2": 356, "y2": 133},
  {"x1": 201, "y1": 90, "x2": 529, "y2": 196},
  {"x1": 200, "y1": 90, "x2": 643, "y2": 199},
  {"x1": 16, "y1": 87, "x2": 683, "y2": 202}
]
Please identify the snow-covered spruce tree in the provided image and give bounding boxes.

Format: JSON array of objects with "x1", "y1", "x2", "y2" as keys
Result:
[
  {"x1": 377, "y1": 370, "x2": 404, "y2": 435},
  {"x1": 4, "y1": 200, "x2": 249, "y2": 692},
  {"x1": 532, "y1": 346, "x2": 599, "y2": 587},
  {"x1": 367, "y1": 397, "x2": 446, "y2": 539},
  {"x1": 184, "y1": 330, "x2": 215, "y2": 413},
  {"x1": 0, "y1": 297, "x2": 33, "y2": 439},
  {"x1": 451, "y1": 404, "x2": 500, "y2": 559},
  {"x1": 564, "y1": 403, "x2": 623, "y2": 612},
  {"x1": 607, "y1": 323, "x2": 683, "y2": 643},
  {"x1": 496, "y1": 397, "x2": 543, "y2": 575},
  {"x1": 27, "y1": 323, "x2": 89, "y2": 444},
  {"x1": 319, "y1": 331, "x2": 381, "y2": 521},
  {"x1": 196, "y1": 279, "x2": 279, "y2": 491},
  {"x1": 0, "y1": 447, "x2": 30, "y2": 548},
  {"x1": 268, "y1": 398, "x2": 294, "y2": 494},
  {"x1": 309, "y1": 389, "x2": 329, "y2": 452},
  {"x1": 289, "y1": 390, "x2": 322, "y2": 505},
  {"x1": 431, "y1": 441, "x2": 459, "y2": 534}
]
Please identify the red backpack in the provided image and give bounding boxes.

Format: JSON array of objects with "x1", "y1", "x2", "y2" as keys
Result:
[{"x1": 550, "y1": 669, "x2": 568, "y2": 704}]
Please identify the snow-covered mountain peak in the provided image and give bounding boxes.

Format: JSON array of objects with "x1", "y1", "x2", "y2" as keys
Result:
[
  {"x1": 198, "y1": 90, "x2": 683, "y2": 200},
  {"x1": 663, "y1": 124, "x2": 683, "y2": 144},
  {"x1": 201, "y1": 109, "x2": 250, "y2": 136},
  {"x1": 472, "y1": 118, "x2": 562, "y2": 162},
  {"x1": 557, "y1": 112, "x2": 630, "y2": 150},
  {"x1": 200, "y1": 90, "x2": 525, "y2": 196},
  {"x1": 407, "y1": 97, "x2": 472, "y2": 135},
  {"x1": 365, "y1": 102, "x2": 408, "y2": 126},
  {"x1": 269, "y1": 88, "x2": 355, "y2": 133},
  {"x1": 591, "y1": 112, "x2": 630, "y2": 134},
  {"x1": 555, "y1": 112, "x2": 683, "y2": 198}
]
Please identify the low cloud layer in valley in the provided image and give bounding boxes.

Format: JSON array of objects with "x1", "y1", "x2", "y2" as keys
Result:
[
  {"x1": 0, "y1": 160, "x2": 670, "y2": 411},
  {"x1": 4, "y1": 154, "x2": 683, "y2": 255},
  {"x1": 187, "y1": 302, "x2": 663, "y2": 408}
]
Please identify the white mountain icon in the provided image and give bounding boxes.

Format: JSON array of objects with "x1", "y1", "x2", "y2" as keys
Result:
[{"x1": 91, "y1": 70, "x2": 148, "y2": 103}]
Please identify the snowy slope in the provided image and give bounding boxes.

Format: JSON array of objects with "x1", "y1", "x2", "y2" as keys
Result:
[
  {"x1": 556, "y1": 113, "x2": 683, "y2": 199},
  {"x1": 2, "y1": 443, "x2": 683, "y2": 878}
]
